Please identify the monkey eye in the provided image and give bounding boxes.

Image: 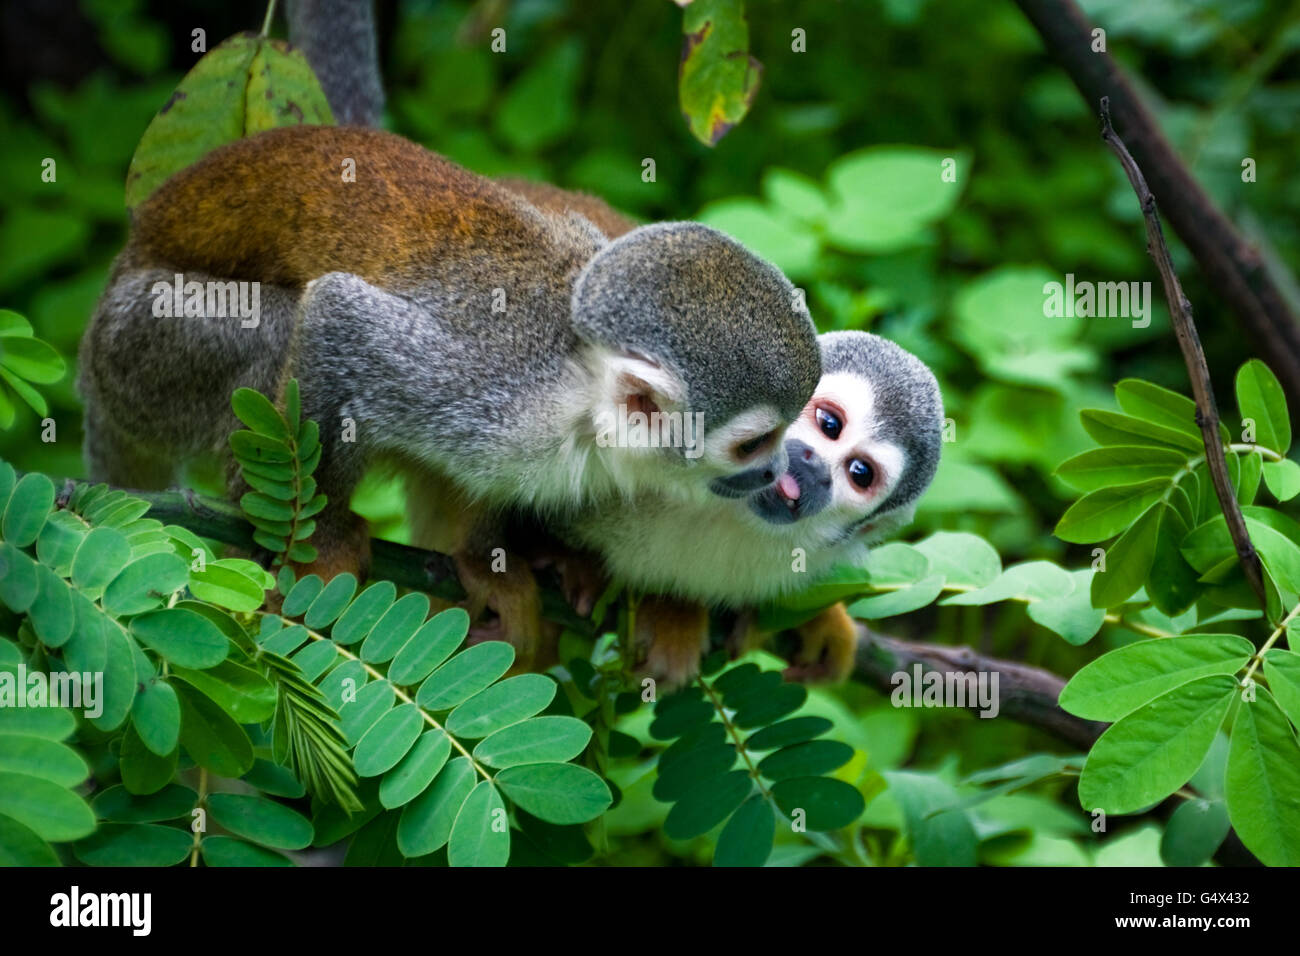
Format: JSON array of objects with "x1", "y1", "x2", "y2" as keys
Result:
[
  {"x1": 816, "y1": 407, "x2": 843, "y2": 440},
  {"x1": 734, "y1": 430, "x2": 776, "y2": 460},
  {"x1": 848, "y1": 458, "x2": 875, "y2": 489}
]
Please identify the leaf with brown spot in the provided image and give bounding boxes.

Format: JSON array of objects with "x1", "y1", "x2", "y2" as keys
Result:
[
  {"x1": 678, "y1": 0, "x2": 762, "y2": 147},
  {"x1": 125, "y1": 33, "x2": 334, "y2": 209}
]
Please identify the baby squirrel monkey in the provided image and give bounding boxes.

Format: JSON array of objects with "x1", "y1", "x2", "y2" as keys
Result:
[
  {"x1": 79, "y1": 127, "x2": 822, "y2": 668},
  {"x1": 501, "y1": 180, "x2": 943, "y2": 687}
]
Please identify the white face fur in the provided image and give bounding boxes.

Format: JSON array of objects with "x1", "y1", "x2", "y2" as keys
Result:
[
  {"x1": 580, "y1": 346, "x2": 789, "y2": 505},
  {"x1": 780, "y1": 370, "x2": 905, "y2": 524}
]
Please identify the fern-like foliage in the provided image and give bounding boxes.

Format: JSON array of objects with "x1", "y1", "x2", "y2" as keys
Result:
[
  {"x1": 267, "y1": 569, "x2": 612, "y2": 866},
  {"x1": 647, "y1": 659, "x2": 865, "y2": 866},
  {"x1": 229, "y1": 379, "x2": 325, "y2": 566}
]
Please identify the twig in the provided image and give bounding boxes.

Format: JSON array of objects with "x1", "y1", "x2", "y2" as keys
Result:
[
  {"x1": 1099, "y1": 96, "x2": 1268, "y2": 615},
  {"x1": 50, "y1": 477, "x2": 1104, "y2": 749},
  {"x1": 851, "y1": 623, "x2": 1107, "y2": 749},
  {"x1": 1012, "y1": 0, "x2": 1300, "y2": 407}
]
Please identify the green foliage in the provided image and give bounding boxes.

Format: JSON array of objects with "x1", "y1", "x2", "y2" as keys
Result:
[
  {"x1": 678, "y1": 0, "x2": 761, "y2": 147},
  {"x1": 0, "y1": 310, "x2": 65, "y2": 428},
  {"x1": 125, "y1": 32, "x2": 334, "y2": 208},
  {"x1": 230, "y1": 380, "x2": 326, "y2": 566},
  {"x1": 643, "y1": 660, "x2": 864, "y2": 865}
]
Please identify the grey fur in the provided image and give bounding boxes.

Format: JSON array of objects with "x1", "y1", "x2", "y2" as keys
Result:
[
  {"x1": 573, "y1": 223, "x2": 819, "y2": 426},
  {"x1": 79, "y1": 208, "x2": 820, "y2": 535},
  {"x1": 286, "y1": 0, "x2": 385, "y2": 127}
]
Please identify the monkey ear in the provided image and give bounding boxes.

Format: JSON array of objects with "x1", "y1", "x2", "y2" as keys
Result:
[{"x1": 589, "y1": 349, "x2": 686, "y2": 423}]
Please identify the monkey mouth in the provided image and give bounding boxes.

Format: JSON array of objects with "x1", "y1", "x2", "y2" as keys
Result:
[{"x1": 749, "y1": 471, "x2": 803, "y2": 524}]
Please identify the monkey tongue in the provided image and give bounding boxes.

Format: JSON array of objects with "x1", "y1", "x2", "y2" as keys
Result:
[{"x1": 777, "y1": 473, "x2": 801, "y2": 503}]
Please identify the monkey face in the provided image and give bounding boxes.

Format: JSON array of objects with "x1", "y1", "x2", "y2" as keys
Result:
[{"x1": 747, "y1": 371, "x2": 909, "y2": 538}]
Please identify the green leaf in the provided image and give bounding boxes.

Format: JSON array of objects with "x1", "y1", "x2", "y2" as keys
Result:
[
  {"x1": 1055, "y1": 446, "x2": 1187, "y2": 493},
  {"x1": 1060, "y1": 634, "x2": 1253, "y2": 721},
  {"x1": 360, "y1": 592, "x2": 430, "y2": 663},
  {"x1": 714, "y1": 794, "x2": 775, "y2": 866},
  {"x1": 0, "y1": 335, "x2": 65, "y2": 383},
  {"x1": 474, "y1": 716, "x2": 592, "y2": 769},
  {"x1": 380, "y1": 730, "x2": 452, "y2": 809},
  {"x1": 354, "y1": 703, "x2": 424, "y2": 777},
  {"x1": 69, "y1": 526, "x2": 129, "y2": 589},
  {"x1": 231, "y1": 387, "x2": 289, "y2": 440},
  {"x1": 387, "y1": 608, "x2": 469, "y2": 686},
  {"x1": 119, "y1": 722, "x2": 177, "y2": 795},
  {"x1": 201, "y1": 835, "x2": 293, "y2": 867},
  {"x1": 1090, "y1": 502, "x2": 1162, "y2": 607},
  {"x1": 28, "y1": 565, "x2": 74, "y2": 646},
  {"x1": 175, "y1": 681, "x2": 254, "y2": 777},
  {"x1": 1236, "y1": 359, "x2": 1291, "y2": 455},
  {"x1": 678, "y1": 0, "x2": 761, "y2": 147},
  {"x1": 304, "y1": 573, "x2": 358, "y2": 628},
  {"x1": 1078, "y1": 675, "x2": 1236, "y2": 814},
  {"x1": 339, "y1": 679, "x2": 395, "y2": 746},
  {"x1": 1262, "y1": 459, "x2": 1300, "y2": 501},
  {"x1": 3, "y1": 472, "x2": 54, "y2": 546},
  {"x1": 0, "y1": 813, "x2": 57, "y2": 866},
  {"x1": 1054, "y1": 480, "x2": 1165, "y2": 544},
  {"x1": 130, "y1": 679, "x2": 181, "y2": 756},
  {"x1": 74, "y1": 823, "x2": 191, "y2": 866},
  {"x1": 0, "y1": 734, "x2": 88, "y2": 787},
  {"x1": 0, "y1": 771, "x2": 95, "y2": 842},
  {"x1": 744, "y1": 716, "x2": 833, "y2": 752},
  {"x1": 0, "y1": 705, "x2": 74, "y2": 740},
  {"x1": 1080, "y1": 408, "x2": 1203, "y2": 453},
  {"x1": 1160, "y1": 798, "x2": 1230, "y2": 866},
  {"x1": 397, "y1": 757, "x2": 476, "y2": 856},
  {"x1": 207, "y1": 793, "x2": 313, "y2": 850},
  {"x1": 826, "y1": 147, "x2": 967, "y2": 255},
  {"x1": 846, "y1": 575, "x2": 945, "y2": 619},
  {"x1": 942, "y1": 560, "x2": 1073, "y2": 605},
  {"x1": 769, "y1": 775, "x2": 866, "y2": 831},
  {"x1": 188, "y1": 560, "x2": 267, "y2": 612},
  {"x1": 1115, "y1": 378, "x2": 1224, "y2": 443},
  {"x1": 416, "y1": 641, "x2": 515, "y2": 712},
  {"x1": 1026, "y1": 569, "x2": 1105, "y2": 645},
  {"x1": 1225, "y1": 690, "x2": 1300, "y2": 866},
  {"x1": 1263, "y1": 649, "x2": 1300, "y2": 728},
  {"x1": 0, "y1": 543, "x2": 39, "y2": 612},
  {"x1": 103, "y1": 552, "x2": 188, "y2": 614},
  {"x1": 757, "y1": 740, "x2": 854, "y2": 781},
  {"x1": 171, "y1": 661, "x2": 277, "y2": 723},
  {"x1": 92, "y1": 784, "x2": 197, "y2": 824},
  {"x1": 653, "y1": 744, "x2": 738, "y2": 802},
  {"x1": 447, "y1": 780, "x2": 510, "y2": 867},
  {"x1": 446, "y1": 673, "x2": 556, "y2": 739},
  {"x1": 886, "y1": 771, "x2": 979, "y2": 866},
  {"x1": 662, "y1": 769, "x2": 752, "y2": 839},
  {"x1": 912, "y1": 532, "x2": 1001, "y2": 588},
  {"x1": 131, "y1": 607, "x2": 230, "y2": 669},
  {"x1": 125, "y1": 33, "x2": 333, "y2": 208},
  {"x1": 1148, "y1": 506, "x2": 1201, "y2": 617},
  {"x1": 496, "y1": 762, "x2": 612, "y2": 825}
]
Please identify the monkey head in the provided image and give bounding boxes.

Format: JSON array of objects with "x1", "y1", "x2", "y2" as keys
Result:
[
  {"x1": 746, "y1": 331, "x2": 943, "y2": 549},
  {"x1": 571, "y1": 222, "x2": 821, "y2": 504}
]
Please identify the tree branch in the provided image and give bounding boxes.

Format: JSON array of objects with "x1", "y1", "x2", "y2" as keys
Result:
[
  {"x1": 851, "y1": 623, "x2": 1106, "y2": 749},
  {"x1": 60, "y1": 480, "x2": 1106, "y2": 749},
  {"x1": 1012, "y1": 0, "x2": 1300, "y2": 408},
  {"x1": 285, "y1": 0, "x2": 384, "y2": 126},
  {"x1": 1098, "y1": 96, "x2": 1269, "y2": 614}
]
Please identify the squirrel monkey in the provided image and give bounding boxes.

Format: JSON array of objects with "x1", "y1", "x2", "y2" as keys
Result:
[
  {"x1": 500, "y1": 180, "x2": 943, "y2": 686},
  {"x1": 78, "y1": 126, "x2": 822, "y2": 668}
]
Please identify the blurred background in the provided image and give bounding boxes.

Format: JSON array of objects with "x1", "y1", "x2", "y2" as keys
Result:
[{"x1": 2, "y1": 0, "x2": 1297, "y2": 864}]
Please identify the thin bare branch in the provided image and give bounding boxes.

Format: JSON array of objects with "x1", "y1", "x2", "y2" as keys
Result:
[{"x1": 1098, "y1": 96, "x2": 1268, "y2": 616}]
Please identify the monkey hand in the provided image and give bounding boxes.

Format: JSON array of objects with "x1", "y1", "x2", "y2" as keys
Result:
[
  {"x1": 781, "y1": 603, "x2": 859, "y2": 684},
  {"x1": 456, "y1": 551, "x2": 551, "y2": 673},
  {"x1": 633, "y1": 596, "x2": 711, "y2": 693},
  {"x1": 292, "y1": 508, "x2": 373, "y2": 583}
]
